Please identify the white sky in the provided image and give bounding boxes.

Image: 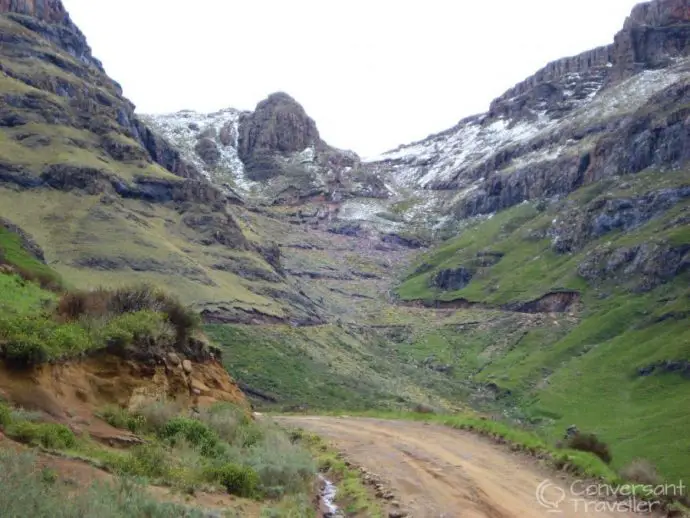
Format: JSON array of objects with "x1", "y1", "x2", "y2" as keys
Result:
[{"x1": 63, "y1": 0, "x2": 641, "y2": 156}]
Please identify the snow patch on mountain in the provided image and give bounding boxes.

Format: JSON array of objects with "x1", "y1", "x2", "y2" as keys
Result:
[
  {"x1": 140, "y1": 108, "x2": 259, "y2": 193},
  {"x1": 365, "y1": 113, "x2": 556, "y2": 189},
  {"x1": 366, "y1": 57, "x2": 690, "y2": 196}
]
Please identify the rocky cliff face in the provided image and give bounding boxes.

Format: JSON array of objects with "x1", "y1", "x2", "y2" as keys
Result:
[
  {"x1": 363, "y1": 0, "x2": 690, "y2": 233},
  {"x1": 238, "y1": 92, "x2": 323, "y2": 178},
  {"x1": 0, "y1": 0, "x2": 202, "y2": 182},
  {"x1": 143, "y1": 94, "x2": 388, "y2": 207},
  {"x1": 0, "y1": 2, "x2": 327, "y2": 326},
  {"x1": 611, "y1": 0, "x2": 690, "y2": 81},
  {"x1": 1, "y1": 0, "x2": 103, "y2": 73}
]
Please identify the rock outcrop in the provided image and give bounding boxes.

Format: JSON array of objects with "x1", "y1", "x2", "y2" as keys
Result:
[
  {"x1": 238, "y1": 92, "x2": 323, "y2": 180},
  {"x1": 489, "y1": 46, "x2": 612, "y2": 119},
  {"x1": 611, "y1": 0, "x2": 690, "y2": 81},
  {"x1": 143, "y1": 94, "x2": 385, "y2": 206},
  {"x1": 0, "y1": 0, "x2": 102, "y2": 69},
  {"x1": 366, "y1": 0, "x2": 690, "y2": 231},
  {"x1": 0, "y1": 0, "x2": 203, "y2": 185},
  {"x1": 430, "y1": 267, "x2": 473, "y2": 291}
]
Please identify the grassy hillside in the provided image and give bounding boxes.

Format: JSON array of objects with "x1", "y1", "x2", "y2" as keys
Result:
[
  {"x1": 394, "y1": 169, "x2": 690, "y2": 480},
  {"x1": 0, "y1": 11, "x2": 316, "y2": 325}
]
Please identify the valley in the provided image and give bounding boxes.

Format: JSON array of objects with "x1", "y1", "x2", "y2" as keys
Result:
[{"x1": 0, "y1": 0, "x2": 688, "y2": 516}]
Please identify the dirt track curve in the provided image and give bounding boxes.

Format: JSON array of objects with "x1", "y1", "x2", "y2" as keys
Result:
[{"x1": 276, "y1": 417, "x2": 642, "y2": 518}]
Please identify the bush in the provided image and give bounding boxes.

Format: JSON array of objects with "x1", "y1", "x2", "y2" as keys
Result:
[
  {"x1": 99, "y1": 406, "x2": 146, "y2": 434},
  {"x1": 134, "y1": 400, "x2": 182, "y2": 432},
  {"x1": 10, "y1": 408, "x2": 43, "y2": 423},
  {"x1": 205, "y1": 462, "x2": 260, "y2": 498},
  {"x1": 108, "y1": 285, "x2": 167, "y2": 314},
  {"x1": 565, "y1": 432, "x2": 612, "y2": 464},
  {"x1": 160, "y1": 417, "x2": 221, "y2": 456},
  {"x1": 0, "y1": 449, "x2": 205, "y2": 517},
  {"x1": 107, "y1": 444, "x2": 170, "y2": 479},
  {"x1": 0, "y1": 402, "x2": 12, "y2": 428},
  {"x1": 100, "y1": 311, "x2": 172, "y2": 348},
  {"x1": 197, "y1": 404, "x2": 257, "y2": 446},
  {"x1": 56, "y1": 289, "x2": 109, "y2": 321},
  {"x1": 620, "y1": 459, "x2": 662, "y2": 485},
  {"x1": 6, "y1": 421, "x2": 77, "y2": 450},
  {"x1": 240, "y1": 428, "x2": 315, "y2": 497},
  {"x1": 163, "y1": 299, "x2": 200, "y2": 341},
  {"x1": 58, "y1": 285, "x2": 199, "y2": 339},
  {"x1": 0, "y1": 315, "x2": 92, "y2": 365}
]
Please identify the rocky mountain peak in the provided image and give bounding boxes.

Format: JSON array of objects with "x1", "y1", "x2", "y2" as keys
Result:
[
  {"x1": 624, "y1": 0, "x2": 690, "y2": 28},
  {"x1": 238, "y1": 92, "x2": 323, "y2": 180},
  {"x1": 490, "y1": 0, "x2": 690, "y2": 118},
  {"x1": 610, "y1": 0, "x2": 690, "y2": 81}
]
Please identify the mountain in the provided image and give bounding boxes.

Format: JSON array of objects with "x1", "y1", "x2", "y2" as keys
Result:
[
  {"x1": 142, "y1": 93, "x2": 388, "y2": 205},
  {"x1": 0, "y1": 0, "x2": 689, "y2": 485}
]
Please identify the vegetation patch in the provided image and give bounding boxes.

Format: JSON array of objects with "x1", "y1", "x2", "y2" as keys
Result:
[
  {"x1": 0, "y1": 277, "x2": 202, "y2": 365},
  {"x1": 0, "y1": 449, "x2": 206, "y2": 518}
]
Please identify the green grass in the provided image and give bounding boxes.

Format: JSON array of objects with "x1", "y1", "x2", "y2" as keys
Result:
[
  {"x1": 0, "y1": 125, "x2": 179, "y2": 182},
  {"x1": 0, "y1": 187, "x2": 286, "y2": 315},
  {"x1": 0, "y1": 449, "x2": 207, "y2": 518},
  {"x1": 0, "y1": 224, "x2": 61, "y2": 288},
  {"x1": 389, "y1": 172, "x2": 690, "y2": 482},
  {"x1": 397, "y1": 170, "x2": 690, "y2": 305},
  {"x1": 206, "y1": 323, "x2": 466, "y2": 411}
]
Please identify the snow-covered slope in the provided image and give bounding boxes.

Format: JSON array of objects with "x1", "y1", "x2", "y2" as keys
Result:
[
  {"x1": 140, "y1": 108, "x2": 258, "y2": 195},
  {"x1": 361, "y1": 55, "x2": 690, "y2": 230},
  {"x1": 367, "y1": 61, "x2": 689, "y2": 190}
]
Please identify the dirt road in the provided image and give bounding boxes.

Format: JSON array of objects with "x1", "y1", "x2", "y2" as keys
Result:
[{"x1": 277, "y1": 417, "x2": 642, "y2": 518}]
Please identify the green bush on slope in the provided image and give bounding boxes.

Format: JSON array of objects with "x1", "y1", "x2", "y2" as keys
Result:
[
  {"x1": 0, "y1": 275, "x2": 201, "y2": 365},
  {"x1": 96, "y1": 401, "x2": 315, "y2": 499}
]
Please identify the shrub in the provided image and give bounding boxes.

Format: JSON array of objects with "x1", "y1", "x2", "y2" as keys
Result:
[
  {"x1": 58, "y1": 286, "x2": 199, "y2": 341},
  {"x1": 413, "y1": 403, "x2": 436, "y2": 414},
  {"x1": 0, "y1": 449, "x2": 205, "y2": 517},
  {"x1": 205, "y1": 462, "x2": 260, "y2": 498},
  {"x1": 0, "y1": 402, "x2": 12, "y2": 428},
  {"x1": 160, "y1": 417, "x2": 221, "y2": 456},
  {"x1": 134, "y1": 400, "x2": 182, "y2": 432},
  {"x1": 240, "y1": 428, "x2": 315, "y2": 497},
  {"x1": 56, "y1": 289, "x2": 109, "y2": 321},
  {"x1": 100, "y1": 311, "x2": 172, "y2": 349},
  {"x1": 565, "y1": 432, "x2": 612, "y2": 464},
  {"x1": 11, "y1": 264, "x2": 61, "y2": 291},
  {"x1": 197, "y1": 404, "x2": 255, "y2": 445},
  {"x1": 99, "y1": 406, "x2": 146, "y2": 434},
  {"x1": 620, "y1": 459, "x2": 662, "y2": 485},
  {"x1": 0, "y1": 315, "x2": 92, "y2": 365},
  {"x1": 108, "y1": 285, "x2": 167, "y2": 314},
  {"x1": 162, "y1": 299, "x2": 200, "y2": 341},
  {"x1": 6, "y1": 421, "x2": 77, "y2": 450},
  {"x1": 10, "y1": 408, "x2": 44, "y2": 423},
  {"x1": 107, "y1": 444, "x2": 170, "y2": 479}
]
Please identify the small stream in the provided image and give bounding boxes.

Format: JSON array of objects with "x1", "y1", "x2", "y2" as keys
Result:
[{"x1": 319, "y1": 475, "x2": 341, "y2": 517}]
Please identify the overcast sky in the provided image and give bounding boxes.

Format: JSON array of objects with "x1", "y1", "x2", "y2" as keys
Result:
[{"x1": 64, "y1": 0, "x2": 641, "y2": 156}]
